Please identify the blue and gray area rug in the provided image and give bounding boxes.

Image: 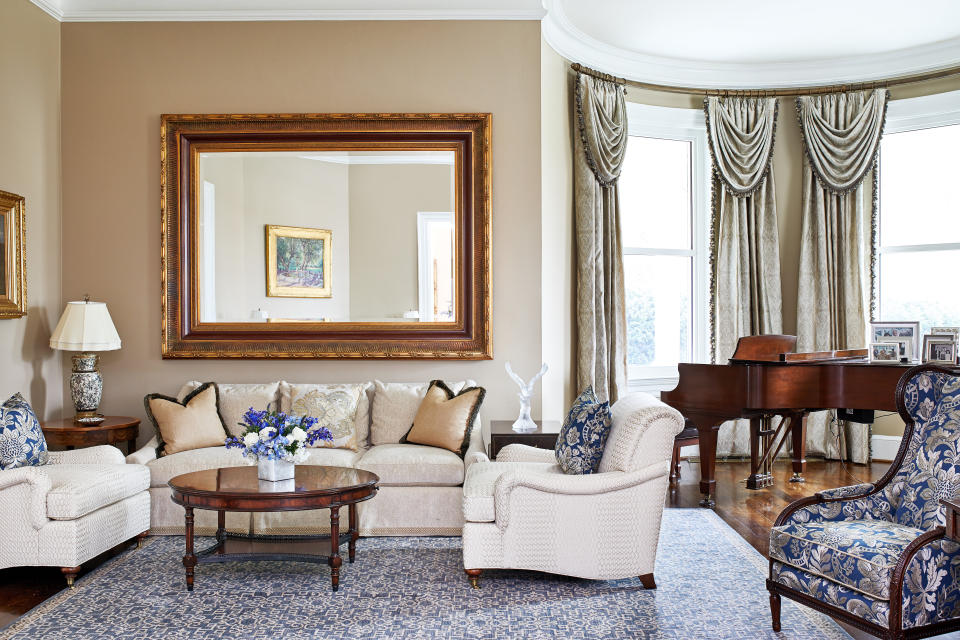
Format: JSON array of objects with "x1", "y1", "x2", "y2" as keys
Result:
[{"x1": 1, "y1": 509, "x2": 848, "y2": 639}]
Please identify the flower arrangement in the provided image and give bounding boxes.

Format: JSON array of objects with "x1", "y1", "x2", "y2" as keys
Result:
[{"x1": 225, "y1": 407, "x2": 332, "y2": 464}]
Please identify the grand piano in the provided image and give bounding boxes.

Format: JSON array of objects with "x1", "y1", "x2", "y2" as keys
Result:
[{"x1": 660, "y1": 334, "x2": 912, "y2": 507}]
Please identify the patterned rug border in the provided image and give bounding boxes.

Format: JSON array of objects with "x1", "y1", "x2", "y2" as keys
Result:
[
  {"x1": 692, "y1": 508, "x2": 850, "y2": 638},
  {"x1": 0, "y1": 510, "x2": 850, "y2": 640}
]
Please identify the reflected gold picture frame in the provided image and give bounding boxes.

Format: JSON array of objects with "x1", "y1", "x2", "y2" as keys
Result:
[
  {"x1": 0, "y1": 190, "x2": 26, "y2": 319},
  {"x1": 265, "y1": 225, "x2": 332, "y2": 298}
]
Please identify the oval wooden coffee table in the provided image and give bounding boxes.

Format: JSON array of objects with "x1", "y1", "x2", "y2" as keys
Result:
[{"x1": 169, "y1": 466, "x2": 378, "y2": 592}]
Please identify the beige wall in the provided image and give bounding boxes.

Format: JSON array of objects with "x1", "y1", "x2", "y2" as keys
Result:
[
  {"x1": 60, "y1": 20, "x2": 542, "y2": 446},
  {"x1": 540, "y1": 37, "x2": 575, "y2": 420},
  {"x1": 348, "y1": 163, "x2": 452, "y2": 321},
  {"x1": 625, "y1": 77, "x2": 960, "y2": 439},
  {"x1": 0, "y1": 1, "x2": 61, "y2": 419}
]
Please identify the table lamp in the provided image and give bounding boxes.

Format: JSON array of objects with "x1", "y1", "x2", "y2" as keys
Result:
[{"x1": 49, "y1": 296, "x2": 121, "y2": 424}]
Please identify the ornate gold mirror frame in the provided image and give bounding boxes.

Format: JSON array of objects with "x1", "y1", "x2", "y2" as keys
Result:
[
  {"x1": 161, "y1": 113, "x2": 492, "y2": 359},
  {"x1": 0, "y1": 190, "x2": 26, "y2": 319}
]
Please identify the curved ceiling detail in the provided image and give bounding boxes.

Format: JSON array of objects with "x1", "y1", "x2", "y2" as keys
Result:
[{"x1": 542, "y1": 0, "x2": 960, "y2": 89}]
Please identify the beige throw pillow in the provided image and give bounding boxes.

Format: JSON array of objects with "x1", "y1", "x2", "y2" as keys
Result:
[
  {"x1": 370, "y1": 380, "x2": 474, "y2": 446},
  {"x1": 177, "y1": 381, "x2": 280, "y2": 438},
  {"x1": 280, "y1": 382, "x2": 372, "y2": 449},
  {"x1": 145, "y1": 383, "x2": 228, "y2": 457},
  {"x1": 282, "y1": 383, "x2": 364, "y2": 451},
  {"x1": 403, "y1": 380, "x2": 485, "y2": 457}
]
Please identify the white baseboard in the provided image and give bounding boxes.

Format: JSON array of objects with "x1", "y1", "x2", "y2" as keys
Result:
[{"x1": 871, "y1": 435, "x2": 902, "y2": 462}]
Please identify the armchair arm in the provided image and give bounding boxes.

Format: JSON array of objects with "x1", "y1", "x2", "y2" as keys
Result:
[
  {"x1": 816, "y1": 482, "x2": 875, "y2": 501},
  {"x1": 493, "y1": 460, "x2": 670, "y2": 530},
  {"x1": 496, "y1": 444, "x2": 557, "y2": 464},
  {"x1": 126, "y1": 437, "x2": 158, "y2": 465},
  {"x1": 0, "y1": 468, "x2": 51, "y2": 530},
  {"x1": 48, "y1": 445, "x2": 125, "y2": 466}
]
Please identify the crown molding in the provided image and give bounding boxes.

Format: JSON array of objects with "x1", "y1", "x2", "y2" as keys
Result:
[
  {"x1": 542, "y1": 0, "x2": 960, "y2": 90},
  {"x1": 28, "y1": 0, "x2": 64, "y2": 20},
  {"x1": 28, "y1": 1, "x2": 544, "y2": 22}
]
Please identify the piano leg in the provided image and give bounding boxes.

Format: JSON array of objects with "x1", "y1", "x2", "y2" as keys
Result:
[
  {"x1": 692, "y1": 420, "x2": 721, "y2": 508},
  {"x1": 746, "y1": 416, "x2": 775, "y2": 490},
  {"x1": 789, "y1": 411, "x2": 807, "y2": 483}
]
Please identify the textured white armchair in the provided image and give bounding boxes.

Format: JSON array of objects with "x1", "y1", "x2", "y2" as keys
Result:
[
  {"x1": 0, "y1": 445, "x2": 151, "y2": 587},
  {"x1": 461, "y1": 392, "x2": 683, "y2": 588}
]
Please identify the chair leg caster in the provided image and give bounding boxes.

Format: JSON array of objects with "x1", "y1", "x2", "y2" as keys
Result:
[
  {"x1": 638, "y1": 573, "x2": 656, "y2": 589},
  {"x1": 465, "y1": 569, "x2": 482, "y2": 589},
  {"x1": 61, "y1": 566, "x2": 80, "y2": 589},
  {"x1": 136, "y1": 530, "x2": 148, "y2": 549},
  {"x1": 770, "y1": 592, "x2": 781, "y2": 632}
]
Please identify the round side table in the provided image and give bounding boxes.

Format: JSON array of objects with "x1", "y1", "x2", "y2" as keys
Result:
[{"x1": 41, "y1": 416, "x2": 141, "y2": 454}]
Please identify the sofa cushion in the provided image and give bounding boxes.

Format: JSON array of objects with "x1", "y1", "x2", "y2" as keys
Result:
[
  {"x1": 370, "y1": 380, "x2": 474, "y2": 446},
  {"x1": 280, "y1": 381, "x2": 372, "y2": 449},
  {"x1": 279, "y1": 383, "x2": 366, "y2": 451},
  {"x1": 179, "y1": 381, "x2": 281, "y2": 438},
  {"x1": 462, "y1": 461, "x2": 560, "y2": 522},
  {"x1": 44, "y1": 463, "x2": 150, "y2": 520},
  {"x1": 769, "y1": 518, "x2": 925, "y2": 600},
  {"x1": 147, "y1": 383, "x2": 228, "y2": 456},
  {"x1": 404, "y1": 381, "x2": 485, "y2": 457},
  {"x1": 0, "y1": 393, "x2": 49, "y2": 470},
  {"x1": 147, "y1": 446, "x2": 364, "y2": 488},
  {"x1": 357, "y1": 444, "x2": 464, "y2": 487}
]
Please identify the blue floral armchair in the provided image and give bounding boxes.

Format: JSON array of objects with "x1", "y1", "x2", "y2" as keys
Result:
[{"x1": 768, "y1": 365, "x2": 960, "y2": 640}]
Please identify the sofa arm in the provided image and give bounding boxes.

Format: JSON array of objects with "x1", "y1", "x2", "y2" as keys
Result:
[
  {"x1": 817, "y1": 483, "x2": 875, "y2": 501},
  {"x1": 126, "y1": 437, "x2": 158, "y2": 465},
  {"x1": 497, "y1": 444, "x2": 557, "y2": 464},
  {"x1": 48, "y1": 445, "x2": 125, "y2": 466},
  {"x1": 493, "y1": 460, "x2": 670, "y2": 530},
  {"x1": 0, "y1": 467, "x2": 51, "y2": 530}
]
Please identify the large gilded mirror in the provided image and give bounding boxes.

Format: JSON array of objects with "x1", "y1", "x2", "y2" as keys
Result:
[{"x1": 161, "y1": 114, "x2": 491, "y2": 358}]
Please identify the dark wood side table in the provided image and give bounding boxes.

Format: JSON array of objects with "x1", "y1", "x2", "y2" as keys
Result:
[
  {"x1": 489, "y1": 420, "x2": 562, "y2": 459},
  {"x1": 41, "y1": 416, "x2": 140, "y2": 455}
]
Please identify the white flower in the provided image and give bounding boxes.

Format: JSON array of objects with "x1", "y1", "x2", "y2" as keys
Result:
[
  {"x1": 259, "y1": 427, "x2": 275, "y2": 442},
  {"x1": 242, "y1": 432, "x2": 259, "y2": 448},
  {"x1": 290, "y1": 426, "x2": 307, "y2": 442}
]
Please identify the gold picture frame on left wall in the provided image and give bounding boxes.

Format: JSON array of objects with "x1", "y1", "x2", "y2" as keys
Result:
[{"x1": 0, "y1": 190, "x2": 26, "y2": 318}]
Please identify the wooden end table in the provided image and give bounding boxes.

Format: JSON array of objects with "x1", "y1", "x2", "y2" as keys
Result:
[
  {"x1": 41, "y1": 416, "x2": 140, "y2": 454},
  {"x1": 489, "y1": 419, "x2": 561, "y2": 459},
  {"x1": 169, "y1": 466, "x2": 379, "y2": 592}
]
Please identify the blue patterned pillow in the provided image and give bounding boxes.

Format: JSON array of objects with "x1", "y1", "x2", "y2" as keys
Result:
[
  {"x1": 555, "y1": 386, "x2": 612, "y2": 475},
  {"x1": 0, "y1": 393, "x2": 49, "y2": 470}
]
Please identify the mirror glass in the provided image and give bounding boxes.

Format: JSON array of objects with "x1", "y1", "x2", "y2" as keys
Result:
[{"x1": 196, "y1": 150, "x2": 456, "y2": 324}]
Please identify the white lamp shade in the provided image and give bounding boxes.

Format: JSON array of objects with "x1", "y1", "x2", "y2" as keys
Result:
[{"x1": 49, "y1": 301, "x2": 122, "y2": 351}]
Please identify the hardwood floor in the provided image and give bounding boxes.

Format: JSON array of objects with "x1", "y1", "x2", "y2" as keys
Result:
[{"x1": 0, "y1": 459, "x2": 955, "y2": 639}]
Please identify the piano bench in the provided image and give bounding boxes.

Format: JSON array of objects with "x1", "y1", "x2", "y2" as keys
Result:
[{"x1": 670, "y1": 420, "x2": 700, "y2": 486}]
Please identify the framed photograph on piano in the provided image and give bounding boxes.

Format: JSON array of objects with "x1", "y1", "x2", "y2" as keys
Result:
[
  {"x1": 870, "y1": 321, "x2": 920, "y2": 363},
  {"x1": 870, "y1": 342, "x2": 901, "y2": 362},
  {"x1": 923, "y1": 334, "x2": 958, "y2": 364}
]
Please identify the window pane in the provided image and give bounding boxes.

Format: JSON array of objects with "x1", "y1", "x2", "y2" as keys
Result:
[
  {"x1": 880, "y1": 124, "x2": 960, "y2": 246},
  {"x1": 879, "y1": 250, "x2": 960, "y2": 336},
  {"x1": 620, "y1": 136, "x2": 691, "y2": 250},
  {"x1": 625, "y1": 255, "x2": 691, "y2": 366}
]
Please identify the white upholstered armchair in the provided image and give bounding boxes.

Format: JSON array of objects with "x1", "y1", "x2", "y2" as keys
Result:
[
  {"x1": 0, "y1": 445, "x2": 151, "y2": 587},
  {"x1": 461, "y1": 392, "x2": 684, "y2": 588}
]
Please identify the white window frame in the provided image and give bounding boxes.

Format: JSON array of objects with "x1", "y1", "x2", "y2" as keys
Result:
[
  {"x1": 623, "y1": 102, "x2": 710, "y2": 393},
  {"x1": 877, "y1": 89, "x2": 960, "y2": 322}
]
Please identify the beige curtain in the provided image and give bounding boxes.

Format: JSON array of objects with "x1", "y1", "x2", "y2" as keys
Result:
[
  {"x1": 705, "y1": 97, "x2": 784, "y2": 456},
  {"x1": 574, "y1": 72, "x2": 628, "y2": 403},
  {"x1": 796, "y1": 89, "x2": 888, "y2": 463}
]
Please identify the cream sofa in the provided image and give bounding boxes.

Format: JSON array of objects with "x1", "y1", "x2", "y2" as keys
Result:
[{"x1": 128, "y1": 380, "x2": 484, "y2": 536}]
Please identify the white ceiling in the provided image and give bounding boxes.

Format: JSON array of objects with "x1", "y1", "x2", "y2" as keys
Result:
[{"x1": 30, "y1": 0, "x2": 960, "y2": 88}]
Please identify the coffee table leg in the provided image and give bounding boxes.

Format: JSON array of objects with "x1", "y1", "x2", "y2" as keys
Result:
[
  {"x1": 329, "y1": 506, "x2": 341, "y2": 592},
  {"x1": 216, "y1": 510, "x2": 226, "y2": 545},
  {"x1": 348, "y1": 503, "x2": 358, "y2": 563},
  {"x1": 183, "y1": 507, "x2": 197, "y2": 591}
]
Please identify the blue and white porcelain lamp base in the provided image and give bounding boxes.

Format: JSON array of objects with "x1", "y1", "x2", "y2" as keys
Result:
[{"x1": 70, "y1": 353, "x2": 105, "y2": 424}]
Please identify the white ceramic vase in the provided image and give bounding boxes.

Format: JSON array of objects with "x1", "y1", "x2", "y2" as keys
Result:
[{"x1": 257, "y1": 458, "x2": 295, "y2": 482}]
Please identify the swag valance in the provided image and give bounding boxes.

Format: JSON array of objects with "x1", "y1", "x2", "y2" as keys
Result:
[
  {"x1": 575, "y1": 73, "x2": 627, "y2": 187},
  {"x1": 796, "y1": 88, "x2": 888, "y2": 193},
  {"x1": 705, "y1": 96, "x2": 778, "y2": 196}
]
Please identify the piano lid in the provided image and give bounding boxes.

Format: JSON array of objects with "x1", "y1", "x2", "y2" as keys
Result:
[{"x1": 728, "y1": 334, "x2": 868, "y2": 365}]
